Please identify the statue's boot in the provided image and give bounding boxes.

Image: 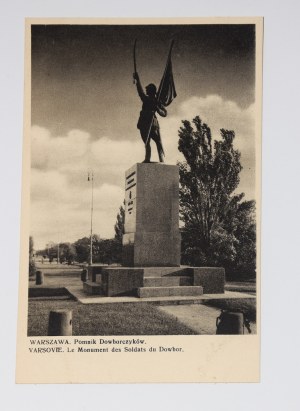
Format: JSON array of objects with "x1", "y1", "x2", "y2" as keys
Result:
[
  {"x1": 158, "y1": 152, "x2": 164, "y2": 163},
  {"x1": 143, "y1": 143, "x2": 151, "y2": 163},
  {"x1": 156, "y1": 141, "x2": 165, "y2": 163}
]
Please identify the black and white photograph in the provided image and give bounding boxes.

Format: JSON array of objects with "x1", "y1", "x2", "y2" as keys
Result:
[
  {"x1": 16, "y1": 17, "x2": 262, "y2": 383},
  {"x1": 1, "y1": 0, "x2": 299, "y2": 407}
]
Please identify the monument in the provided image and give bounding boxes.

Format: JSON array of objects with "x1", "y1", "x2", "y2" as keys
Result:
[
  {"x1": 83, "y1": 40, "x2": 225, "y2": 298},
  {"x1": 84, "y1": 161, "x2": 225, "y2": 298}
]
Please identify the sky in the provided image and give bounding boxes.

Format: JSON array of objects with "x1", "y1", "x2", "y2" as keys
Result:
[{"x1": 30, "y1": 23, "x2": 256, "y2": 250}]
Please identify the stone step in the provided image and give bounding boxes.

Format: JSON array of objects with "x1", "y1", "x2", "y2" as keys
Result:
[
  {"x1": 143, "y1": 267, "x2": 191, "y2": 278},
  {"x1": 143, "y1": 276, "x2": 192, "y2": 287},
  {"x1": 137, "y1": 286, "x2": 203, "y2": 298},
  {"x1": 83, "y1": 281, "x2": 103, "y2": 295}
]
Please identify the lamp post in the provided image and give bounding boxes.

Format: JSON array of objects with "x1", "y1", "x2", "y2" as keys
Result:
[{"x1": 88, "y1": 171, "x2": 94, "y2": 266}]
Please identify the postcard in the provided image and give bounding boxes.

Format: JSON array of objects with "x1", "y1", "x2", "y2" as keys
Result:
[{"x1": 16, "y1": 17, "x2": 262, "y2": 383}]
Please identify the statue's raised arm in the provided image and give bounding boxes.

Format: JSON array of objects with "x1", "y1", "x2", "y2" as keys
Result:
[{"x1": 133, "y1": 72, "x2": 147, "y2": 103}]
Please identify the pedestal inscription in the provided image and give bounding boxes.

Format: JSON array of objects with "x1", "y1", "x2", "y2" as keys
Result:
[{"x1": 122, "y1": 163, "x2": 181, "y2": 267}]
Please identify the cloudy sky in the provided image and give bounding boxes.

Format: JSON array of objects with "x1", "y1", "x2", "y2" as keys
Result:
[{"x1": 30, "y1": 23, "x2": 256, "y2": 249}]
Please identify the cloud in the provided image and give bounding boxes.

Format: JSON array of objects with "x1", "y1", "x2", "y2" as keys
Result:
[
  {"x1": 30, "y1": 179, "x2": 124, "y2": 249},
  {"x1": 31, "y1": 125, "x2": 144, "y2": 187},
  {"x1": 161, "y1": 95, "x2": 256, "y2": 199},
  {"x1": 30, "y1": 126, "x2": 135, "y2": 248},
  {"x1": 31, "y1": 126, "x2": 90, "y2": 170},
  {"x1": 30, "y1": 94, "x2": 256, "y2": 248}
]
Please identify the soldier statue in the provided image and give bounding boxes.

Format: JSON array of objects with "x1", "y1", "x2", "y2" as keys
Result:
[
  {"x1": 133, "y1": 40, "x2": 177, "y2": 163},
  {"x1": 133, "y1": 72, "x2": 166, "y2": 163}
]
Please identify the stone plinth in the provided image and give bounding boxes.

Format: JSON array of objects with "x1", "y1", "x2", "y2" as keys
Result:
[
  {"x1": 83, "y1": 281, "x2": 103, "y2": 295},
  {"x1": 101, "y1": 267, "x2": 144, "y2": 297},
  {"x1": 82, "y1": 266, "x2": 225, "y2": 297},
  {"x1": 137, "y1": 286, "x2": 203, "y2": 298},
  {"x1": 87, "y1": 264, "x2": 103, "y2": 282},
  {"x1": 193, "y1": 267, "x2": 225, "y2": 294},
  {"x1": 122, "y1": 163, "x2": 181, "y2": 267}
]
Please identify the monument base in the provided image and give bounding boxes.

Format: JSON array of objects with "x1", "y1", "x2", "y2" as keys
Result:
[
  {"x1": 122, "y1": 163, "x2": 181, "y2": 267},
  {"x1": 84, "y1": 265, "x2": 225, "y2": 297}
]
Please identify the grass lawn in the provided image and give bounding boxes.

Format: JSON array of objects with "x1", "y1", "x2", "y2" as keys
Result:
[
  {"x1": 28, "y1": 299, "x2": 197, "y2": 336},
  {"x1": 202, "y1": 298, "x2": 256, "y2": 322}
]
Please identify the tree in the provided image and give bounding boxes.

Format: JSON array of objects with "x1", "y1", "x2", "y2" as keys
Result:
[
  {"x1": 113, "y1": 203, "x2": 125, "y2": 263},
  {"x1": 96, "y1": 238, "x2": 121, "y2": 265},
  {"x1": 58, "y1": 242, "x2": 77, "y2": 264},
  {"x1": 74, "y1": 235, "x2": 100, "y2": 263},
  {"x1": 29, "y1": 236, "x2": 36, "y2": 277},
  {"x1": 47, "y1": 243, "x2": 58, "y2": 263},
  {"x1": 178, "y1": 116, "x2": 256, "y2": 278},
  {"x1": 114, "y1": 203, "x2": 125, "y2": 242}
]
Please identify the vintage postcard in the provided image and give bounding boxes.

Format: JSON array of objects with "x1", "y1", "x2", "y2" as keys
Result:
[{"x1": 16, "y1": 17, "x2": 262, "y2": 383}]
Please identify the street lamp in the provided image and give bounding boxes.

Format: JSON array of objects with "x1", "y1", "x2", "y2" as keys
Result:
[{"x1": 88, "y1": 170, "x2": 94, "y2": 265}]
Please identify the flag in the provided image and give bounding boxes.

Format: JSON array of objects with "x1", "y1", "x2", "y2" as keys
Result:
[
  {"x1": 144, "y1": 41, "x2": 177, "y2": 147},
  {"x1": 157, "y1": 47, "x2": 177, "y2": 107}
]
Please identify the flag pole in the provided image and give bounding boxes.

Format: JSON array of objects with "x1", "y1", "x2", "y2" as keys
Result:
[
  {"x1": 145, "y1": 40, "x2": 175, "y2": 147},
  {"x1": 133, "y1": 39, "x2": 137, "y2": 83},
  {"x1": 89, "y1": 171, "x2": 94, "y2": 266}
]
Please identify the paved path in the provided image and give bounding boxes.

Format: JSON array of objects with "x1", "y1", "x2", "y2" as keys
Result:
[
  {"x1": 158, "y1": 304, "x2": 256, "y2": 335},
  {"x1": 66, "y1": 285, "x2": 255, "y2": 305},
  {"x1": 65, "y1": 286, "x2": 257, "y2": 335}
]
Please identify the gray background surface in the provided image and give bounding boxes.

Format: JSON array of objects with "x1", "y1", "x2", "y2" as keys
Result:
[{"x1": 0, "y1": 0, "x2": 299, "y2": 410}]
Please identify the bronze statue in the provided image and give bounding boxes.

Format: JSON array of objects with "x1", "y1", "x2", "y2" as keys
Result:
[
  {"x1": 133, "y1": 72, "x2": 166, "y2": 163},
  {"x1": 133, "y1": 40, "x2": 177, "y2": 163}
]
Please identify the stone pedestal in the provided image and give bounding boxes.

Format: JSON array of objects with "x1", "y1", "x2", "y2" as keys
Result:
[
  {"x1": 82, "y1": 162, "x2": 225, "y2": 299},
  {"x1": 83, "y1": 265, "x2": 225, "y2": 297},
  {"x1": 122, "y1": 163, "x2": 181, "y2": 267}
]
